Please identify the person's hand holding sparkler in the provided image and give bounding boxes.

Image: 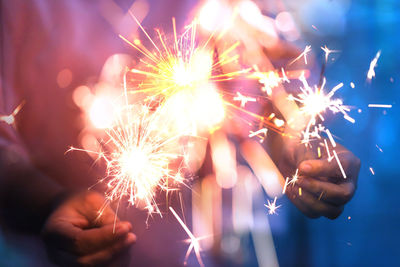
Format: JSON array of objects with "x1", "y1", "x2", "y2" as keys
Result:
[
  {"x1": 281, "y1": 139, "x2": 360, "y2": 219},
  {"x1": 42, "y1": 191, "x2": 136, "y2": 267}
]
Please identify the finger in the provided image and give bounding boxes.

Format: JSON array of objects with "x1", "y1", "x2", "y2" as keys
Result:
[
  {"x1": 75, "y1": 222, "x2": 132, "y2": 255},
  {"x1": 287, "y1": 185, "x2": 343, "y2": 219},
  {"x1": 76, "y1": 233, "x2": 136, "y2": 267},
  {"x1": 94, "y1": 204, "x2": 118, "y2": 226},
  {"x1": 298, "y1": 152, "x2": 358, "y2": 180},
  {"x1": 286, "y1": 186, "x2": 320, "y2": 218},
  {"x1": 297, "y1": 177, "x2": 355, "y2": 206}
]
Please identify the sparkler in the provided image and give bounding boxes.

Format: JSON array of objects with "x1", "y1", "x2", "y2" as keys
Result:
[
  {"x1": 288, "y1": 72, "x2": 354, "y2": 147},
  {"x1": 121, "y1": 15, "x2": 251, "y2": 134},
  {"x1": 70, "y1": 97, "x2": 188, "y2": 216}
]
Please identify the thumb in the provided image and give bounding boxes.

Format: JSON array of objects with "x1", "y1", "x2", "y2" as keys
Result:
[{"x1": 298, "y1": 158, "x2": 343, "y2": 180}]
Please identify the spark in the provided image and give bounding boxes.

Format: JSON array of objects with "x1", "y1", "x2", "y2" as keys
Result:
[
  {"x1": 367, "y1": 50, "x2": 381, "y2": 81},
  {"x1": 350, "y1": 82, "x2": 355, "y2": 88},
  {"x1": 274, "y1": 118, "x2": 285, "y2": 127},
  {"x1": 287, "y1": 169, "x2": 299, "y2": 186},
  {"x1": 333, "y1": 150, "x2": 347, "y2": 179},
  {"x1": 326, "y1": 129, "x2": 336, "y2": 148},
  {"x1": 282, "y1": 177, "x2": 289, "y2": 194},
  {"x1": 0, "y1": 101, "x2": 25, "y2": 125},
  {"x1": 321, "y1": 45, "x2": 339, "y2": 63},
  {"x1": 376, "y1": 144, "x2": 383, "y2": 153},
  {"x1": 290, "y1": 45, "x2": 312, "y2": 65},
  {"x1": 368, "y1": 104, "x2": 392, "y2": 108},
  {"x1": 369, "y1": 167, "x2": 375, "y2": 175},
  {"x1": 264, "y1": 197, "x2": 281, "y2": 215},
  {"x1": 249, "y1": 69, "x2": 284, "y2": 95},
  {"x1": 324, "y1": 139, "x2": 334, "y2": 161},
  {"x1": 169, "y1": 207, "x2": 205, "y2": 267},
  {"x1": 249, "y1": 128, "x2": 268, "y2": 142},
  {"x1": 233, "y1": 92, "x2": 256, "y2": 107}
]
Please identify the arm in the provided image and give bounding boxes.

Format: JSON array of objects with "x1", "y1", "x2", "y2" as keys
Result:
[{"x1": 1, "y1": 2, "x2": 135, "y2": 265}]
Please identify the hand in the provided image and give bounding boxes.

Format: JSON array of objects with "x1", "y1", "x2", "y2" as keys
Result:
[
  {"x1": 42, "y1": 191, "x2": 136, "y2": 267},
  {"x1": 283, "y1": 140, "x2": 360, "y2": 219}
]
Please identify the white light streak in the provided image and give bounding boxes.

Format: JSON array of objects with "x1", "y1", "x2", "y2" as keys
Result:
[
  {"x1": 368, "y1": 104, "x2": 392, "y2": 108},
  {"x1": 333, "y1": 150, "x2": 346, "y2": 179},
  {"x1": 367, "y1": 50, "x2": 381, "y2": 81}
]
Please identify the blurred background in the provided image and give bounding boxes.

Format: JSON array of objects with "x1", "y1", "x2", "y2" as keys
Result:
[{"x1": 1, "y1": 0, "x2": 399, "y2": 266}]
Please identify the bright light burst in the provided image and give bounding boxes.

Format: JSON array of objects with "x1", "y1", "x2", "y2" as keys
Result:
[
  {"x1": 71, "y1": 99, "x2": 187, "y2": 216},
  {"x1": 120, "y1": 15, "x2": 250, "y2": 134}
]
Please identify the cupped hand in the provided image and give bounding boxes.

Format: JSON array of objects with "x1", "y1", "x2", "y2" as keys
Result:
[
  {"x1": 284, "y1": 140, "x2": 360, "y2": 219},
  {"x1": 42, "y1": 191, "x2": 135, "y2": 267}
]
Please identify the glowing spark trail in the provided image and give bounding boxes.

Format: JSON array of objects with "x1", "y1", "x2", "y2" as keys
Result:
[
  {"x1": 333, "y1": 150, "x2": 347, "y2": 179},
  {"x1": 369, "y1": 167, "x2": 375, "y2": 175},
  {"x1": 169, "y1": 207, "x2": 205, "y2": 267},
  {"x1": 234, "y1": 92, "x2": 256, "y2": 107},
  {"x1": 264, "y1": 197, "x2": 281, "y2": 215},
  {"x1": 290, "y1": 45, "x2": 312, "y2": 65},
  {"x1": 0, "y1": 101, "x2": 25, "y2": 125},
  {"x1": 367, "y1": 50, "x2": 381, "y2": 81},
  {"x1": 368, "y1": 104, "x2": 392, "y2": 108},
  {"x1": 376, "y1": 144, "x2": 383, "y2": 153},
  {"x1": 321, "y1": 46, "x2": 339, "y2": 62}
]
